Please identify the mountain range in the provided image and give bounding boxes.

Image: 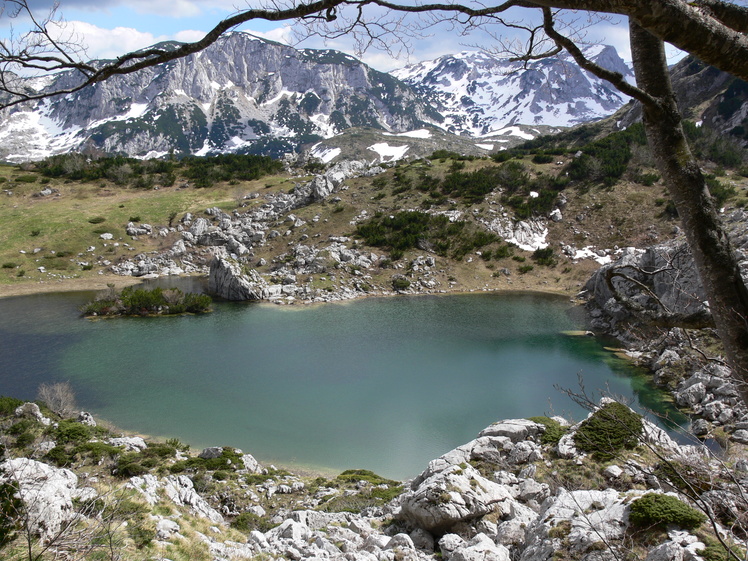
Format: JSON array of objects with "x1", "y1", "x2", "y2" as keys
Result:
[{"x1": 0, "y1": 32, "x2": 639, "y2": 163}]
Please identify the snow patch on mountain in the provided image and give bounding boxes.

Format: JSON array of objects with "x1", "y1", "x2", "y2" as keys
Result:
[
  {"x1": 393, "y1": 46, "x2": 633, "y2": 135},
  {"x1": 368, "y1": 143, "x2": 410, "y2": 162}
]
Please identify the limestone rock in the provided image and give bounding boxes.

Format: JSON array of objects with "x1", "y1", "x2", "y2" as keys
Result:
[
  {"x1": 448, "y1": 533, "x2": 511, "y2": 561},
  {"x1": 15, "y1": 402, "x2": 52, "y2": 426},
  {"x1": 399, "y1": 463, "x2": 513, "y2": 533},
  {"x1": 77, "y1": 411, "x2": 97, "y2": 426},
  {"x1": 108, "y1": 436, "x2": 147, "y2": 452},
  {"x1": 163, "y1": 475, "x2": 224, "y2": 524},
  {"x1": 209, "y1": 254, "x2": 269, "y2": 301},
  {"x1": 0, "y1": 458, "x2": 78, "y2": 542}
]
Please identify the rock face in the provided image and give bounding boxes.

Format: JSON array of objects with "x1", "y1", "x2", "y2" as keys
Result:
[
  {"x1": 0, "y1": 458, "x2": 79, "y2": 542},
  {"x1": 586, "y1": 211, "x2": 748, "y2": 334},
  {"x1": 0, "y1": 33, "x2": 436, "y2": 162},
  {"x1": 585, "y1": 242, "x2": 709, "y2": 332},
  {"x1": 209, "y1": 255, "x2": 269, "y2": 301},
  {"x1": 0, "y1": 34, "x2": 634, "y2": 162}
]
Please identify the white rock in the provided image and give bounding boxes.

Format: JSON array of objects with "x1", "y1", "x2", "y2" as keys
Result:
[
  {"x1": 0, "y1": 458, "x2": 78, "y2": 542},
  {"x1": 450, "y1": 533, "x2": 511, "y2": 561},
  {"x1": 108, "y1": 436, "x2": 147, "y2": 452},
  {"x1": 399, "y1": 464, "x2": 513, "y2": 532}
]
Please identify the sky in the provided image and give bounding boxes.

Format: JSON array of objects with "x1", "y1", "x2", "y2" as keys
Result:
[{"x1": 0, "y1": 0, "x2": 686, "y2": 73}]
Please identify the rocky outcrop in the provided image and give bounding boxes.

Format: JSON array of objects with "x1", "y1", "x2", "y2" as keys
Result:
[
  {"x1": 209, "y1": 254, "x2": 270, "y2": 301},
  {"x1": 0, "y1": 458, "x2": 79, "y2": 542},
  {"x1": 586, "y1": 210, "x2": 748, "y2": 334}
]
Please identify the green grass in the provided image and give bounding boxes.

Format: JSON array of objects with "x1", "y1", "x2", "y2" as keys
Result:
[{"x1": 0, "y1": 163, "x2": 277, "y2": 285}]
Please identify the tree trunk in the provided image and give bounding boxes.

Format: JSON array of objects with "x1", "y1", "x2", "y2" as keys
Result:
[{"x1": 629, "y1": 21, "x2": 748, "y2": 405}]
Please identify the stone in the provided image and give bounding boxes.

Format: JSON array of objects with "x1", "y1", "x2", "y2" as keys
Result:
[
  {"x1": 478, "y1": 419, "x2": 544, "y2": 442},
  {"x1": 209, "y1": 253, "x2": 270, "y2": 301},
  {"x1": 108, "y1": 436, "x2": 147, "y2": 452},
  {"x1": 604, "y1": 465, "x2": 624, "y2": 479},
  {"x1": 15, "y1": 402, "x2": 51, "y2": 426},
  {"x1": 198, "y1": 447, "x2": 224, "y2": 459},
  {"x1": 399, "y1": 464, "x2": 513, "y2": 533},
  {"x1": 240, "y1": 453, "x2": 265, "y2": 473},
  {"x1": 156, "y1": 518, "x2": 181, "y2": 540},
  {"x1": 386, "y1": 533, "x2": 416, "y2": 550},
  {"x1": 0, "y1": 458, "x2": 78, "y2": 542},
  {"x1": 163, "y1": 475, "x2": 224, "y2": 524},
  {"x1": 77, "y1": 411, "x2": 97, "y2": 427},
  {"x1": 449, "y1": 533, "x2": 511, "y2": 561}
]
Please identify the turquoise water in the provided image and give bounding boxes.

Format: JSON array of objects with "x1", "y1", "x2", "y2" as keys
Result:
[{"x1": 0, "y1": 285, "x2": 679, "y2": 478}]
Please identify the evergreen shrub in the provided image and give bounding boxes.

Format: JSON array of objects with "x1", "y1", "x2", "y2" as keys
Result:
[
  {"x1": 574, "y1": 401, "x2": 643, "y2": 460},
  {"x1": 628, "y1": 493, "x2": 706, "y2": 530}
]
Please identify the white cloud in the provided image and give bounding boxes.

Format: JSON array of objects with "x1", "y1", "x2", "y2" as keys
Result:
[
  {"x1": 47, "y1": 20, "x2": 207, "y2": 61},
  {"x1": 242, "y1": 25, "x2": 294, "y2": 46}
]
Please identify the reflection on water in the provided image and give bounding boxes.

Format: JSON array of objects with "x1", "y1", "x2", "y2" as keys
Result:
[{"x1": 0, "y1": 282, "x2": 684, "y2": 479}]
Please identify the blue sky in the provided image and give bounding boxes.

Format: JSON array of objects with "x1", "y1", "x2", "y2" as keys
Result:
[{"x1": 2, "y1": 0, "x2": 684, "y2": 72}]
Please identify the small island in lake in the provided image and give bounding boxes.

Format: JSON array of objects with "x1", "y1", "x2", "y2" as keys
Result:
[{"x1": 81, "y1": 285, "x2": 212, "y2": 317}]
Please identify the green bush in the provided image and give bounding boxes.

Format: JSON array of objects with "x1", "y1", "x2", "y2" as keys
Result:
[
  {"x1": 87, "y1": 216, "x2": 106, "y2": 224},
  {"x1": 628, "y1": 493, "x2": 706, "y2": 530},
  {"x1": 14, "y1": 174, "x2": 37, "y2": 183},
  {"x1": 532, "y1": 153, "x2": 555, "y2": 164},
  {"x1": 574, "y1": 401, "x2": 643, "y2": 460},
  {"x1": 55, "y1": 420, "x2": 92, "y2": 444},
  {"x1": 0, "y1": 396, "x2": 24, "y2": 416},
  {"x1": 532, "y1": 247, "x2": 556, "y2": 266},
  {"x1": 518, "y1": 265, "x2": 534, "y2": 274},
  {"x1": 528, "y1": 416, "x2": 568, "y2": 445},
  {"x1": 392, "y1": 277, "x2": 411, "y2": 291},
  {"x1": 44, "y1": 446, "x2": 73, "y2": 467},
  {"x1": 1, "y1": 262, "x2": 16, "y2": 269},
  {"x1": 231, "y1": 512, "x2": 276, "y2": 533}
]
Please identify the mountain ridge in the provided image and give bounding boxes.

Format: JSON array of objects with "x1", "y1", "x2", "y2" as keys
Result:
[{"x1": 0, "y1": 33, "x2": 633, "y2": 163}]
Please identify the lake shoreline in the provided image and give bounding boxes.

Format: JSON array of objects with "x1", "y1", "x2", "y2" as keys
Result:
[{"x1": 0, "y1": 271, "x2": 578, "y2": 302}]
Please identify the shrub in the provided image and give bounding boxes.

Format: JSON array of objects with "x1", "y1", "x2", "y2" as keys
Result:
[
  {"x1": 14, "y1": 174, "x2": 37, "y2": 183},
  {"x1": 532, "y1": 247, "x2": 556, "y2": 266},
  {"x1": 528, "y1": 416, "x2": 567, "y2": 445},
  {"x1": 574, "y1": 401, "x2": 643, "y2": 460},
  {"x1": 518, "y1": 264, "x2": 534, "y2": 274},
  {"x1": 115, "y1": 455, "x2": 148, "y2": 478},
  {"x1": 1, "y1": 262, "x2": 16, "y2": 269},
  {"x1": 87, "y1": 216, "x2": 106, "y2": 224},
  {"x1": 628, "y1": 493, "x2": 706, "y2": 530},
  {"x1": 231, "y1": 512, "x2": 276, "y2": 533},
  {"x1": 55, "y1": 420, "x2": 91, "y2": 444},
  {"x1": 392, "y1": 277, "x2": 411, "y2": 291},
  {"x1": 38, "y1": 381, "x2": 77, "y2": 417},
  {"x1": 0, "y1": 396, "x2": 24, "y2": 416},
  {"x1": 532, "y1": 153, "x2": 555, "y2": 164},
  {"x1": 128, "y1": 524, "x2": 156, "y2": 549},
  {"x1": 14, "y1": 432, "x2": 35, "y2": 449},
  {"x1": 336, "y1": 469, "x2": 399, "y2": 486},
  {"x1": 30, "y1": 229, "x2": 41, "y2": 237},
  {"x1": 44, "y1": 446, "x2": 73, "y2": 467}
]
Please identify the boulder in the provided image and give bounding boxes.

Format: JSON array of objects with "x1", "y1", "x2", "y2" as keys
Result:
[
  {"x1": 0, "y1": 458, "x2": 78, "y2": 542},
  {"x1": 209, "y1": 254, "x2": 269, "y2": 301},
  {"x1": 108, "y1": 436, "x2": 147, "y2": 452},
  {"x1": 163, "y1": 475, "x2": 224, "y2": 524},
  {"x1": 448, "y1": 533, "x2": 511, "y2": 561},
  {"x1": 15, "y1": 402, "x2": 51, "y2": 426},
  {"x1": 399, "y1": 464, "x2": 513, "y2": 533},
  {"x1": 77, "y1": 411, "x2": 97, "y2": 427}
]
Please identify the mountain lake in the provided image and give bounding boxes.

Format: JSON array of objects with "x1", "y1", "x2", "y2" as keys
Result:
[{"x1": 0, "y1": 279, "x2": 685, "y2": 479}]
